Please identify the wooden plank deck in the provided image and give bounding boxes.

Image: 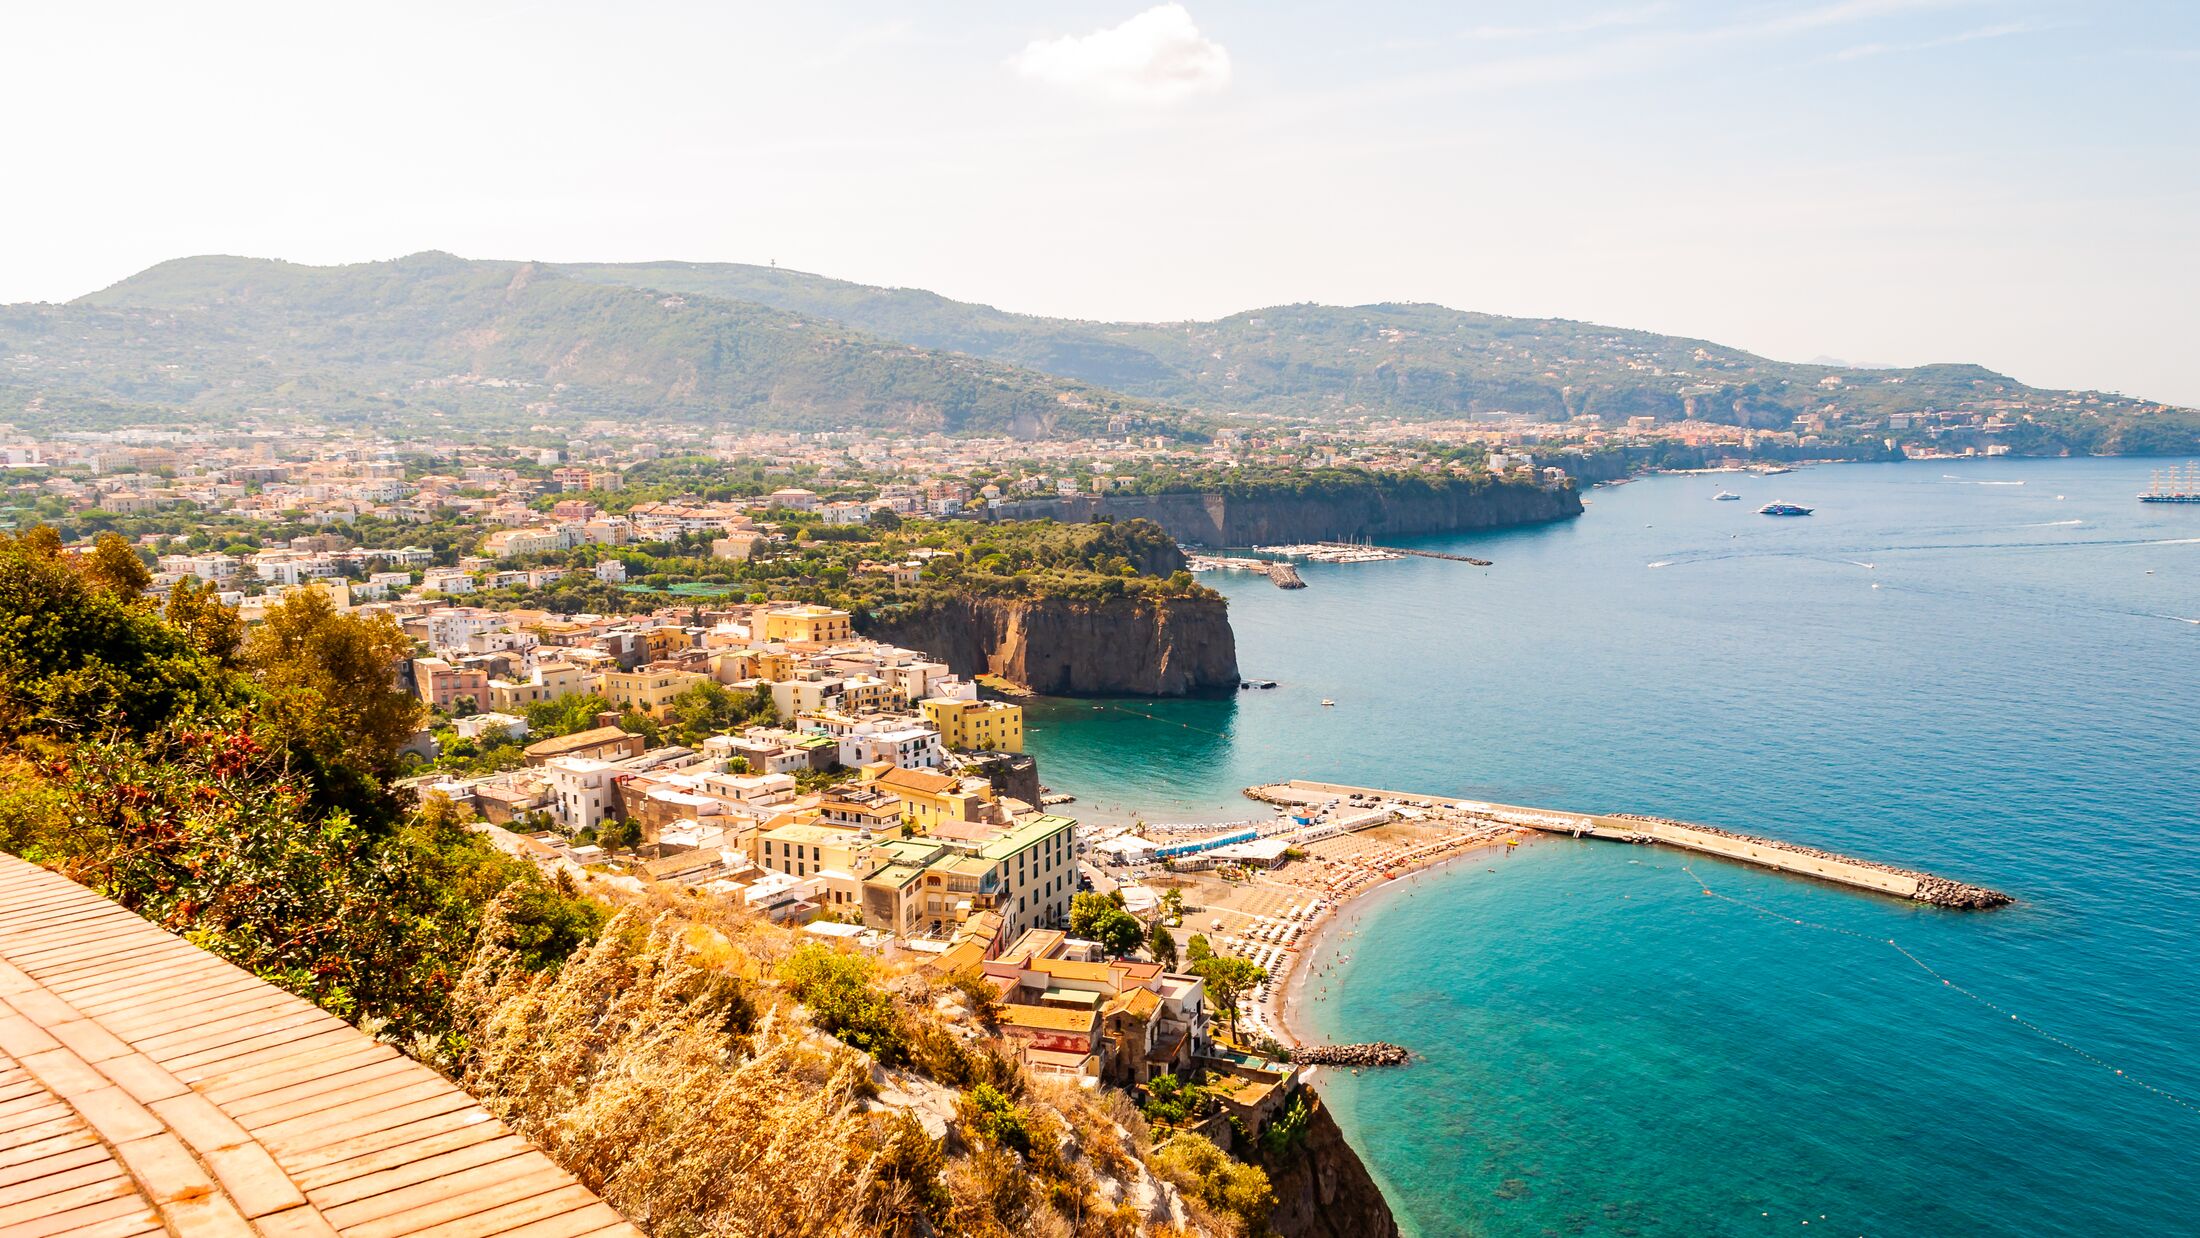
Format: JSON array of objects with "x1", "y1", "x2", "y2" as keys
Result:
[{"x1": 0, "y1": 855, "x2": 642, "y2": 1238}]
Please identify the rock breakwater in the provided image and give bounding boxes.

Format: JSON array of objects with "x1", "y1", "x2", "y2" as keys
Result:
[
  {"x1": 1608, "y1": 813, "x2": 2013, "y2": 908},
  {"x1": 1292, "y1": 1043, "x2": 1413, "y2": 1068}
]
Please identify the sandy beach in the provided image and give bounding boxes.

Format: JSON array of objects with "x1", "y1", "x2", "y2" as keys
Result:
[
  {"x1": 1123, "y1": 793, "x2": 1533, "y2": 1056},
  {"x1": 1267, "y1": 827, "x2": 1529, "y2": 1053}
]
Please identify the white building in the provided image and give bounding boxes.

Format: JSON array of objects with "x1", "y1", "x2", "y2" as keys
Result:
[
  {"x1": 156, "y1": 553, "x2": 239, "y2": 582},
  {"x1": 453, "y1": 712, "x2": 529, "y2": 743},
  {"x1": 545, "y1": 757, "x2": 622, "y2": 832},
  {"x1": 425, "y1": 607, "x2": 511, "y2": 655},
  {"x1": 838, "y1": 727, "x2": 945, "y2": 771}
]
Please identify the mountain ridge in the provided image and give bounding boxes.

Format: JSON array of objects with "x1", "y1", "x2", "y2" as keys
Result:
[
  {"x1": 5, "y1": 252, "x2": 1180, "y2": 437},
  {"x1": 7, "y1": 251, "x2": 2192, "y2": 454},
  {"x1": 554, "y1": 259, "x2": 2195, "y2": 450}
]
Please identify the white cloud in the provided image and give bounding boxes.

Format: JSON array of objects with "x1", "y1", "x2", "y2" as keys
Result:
[
  {"x1": 1833, "y1": 17, "x2": 2069, "y2": 61},
  {"x1": 1008, "y1": 4, "x2": 1231, "y2": 105}
]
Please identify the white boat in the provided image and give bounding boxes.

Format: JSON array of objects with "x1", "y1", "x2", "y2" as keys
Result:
[
  {"x1": 1320, "y1": 699, "x2": 1336, "y2": 707},
  {"x1": 1713, "y1": 490, "x2": 1741, "y2": 501}
]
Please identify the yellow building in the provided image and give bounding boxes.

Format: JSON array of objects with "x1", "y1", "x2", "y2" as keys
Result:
[
  {"x1": 749, "y1": 649, "x2": 800, "y2": 681},
  {"x1": 643, "y1": 626, "x2": 692, "y2": 660},
  {"x1": 760, "y1": 604, "x2": 854, "y2": 644},
  {"x1": 488, "y1": 659, "x2": 592, "y2": 712},
  {"x1": 837, "y1": 675, "x2": 896, "y2": 714},
  {"x1": 600, "y1": 666, "x2": 710, "y2": 717},
  {"x1": 923, "y1": 698, "x2": 1025, "y2": 753},
  {"x1": 872, "y1": 766, "x2": 997, "y2": 833}
]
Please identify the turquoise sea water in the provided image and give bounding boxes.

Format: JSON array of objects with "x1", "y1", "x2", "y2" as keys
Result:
[{"x1": 1023, "y1": 459, "x2": 2200, "y2": 1237}]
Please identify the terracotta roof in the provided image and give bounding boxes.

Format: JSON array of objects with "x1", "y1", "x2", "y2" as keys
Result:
[
  {"x1": 875, "y1": 766, "x2": 959, "y2": 795},
  {"x1": 1105, "y1": 987, "x2": 1162, "y2": 1019},
  {"x1": 523, "y1": 725, "x2": 635, "y2": 757},
  {"x1": 1001, "y1": 1003, "x2": 1100, "y2": 1033},
  {"x1": 1029, "y1": 956, "x2": 1115, "y2": 984},
  {"x1": 927, "y1": 939, "x2": 987, "y2": 975},
  {"x1": 996, "y1": 928, "x2": 1065, "y2": 967}
]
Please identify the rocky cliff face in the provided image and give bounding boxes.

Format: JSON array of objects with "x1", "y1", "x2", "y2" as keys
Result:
[
  {"x1": 862, "y1": 593, "x2": 1239, "y2": 697},
  {"x1": 1261, "y1": 1104, "x2": 1400, "y2": 1238},
  {"x1": 992, "y1": 479, "x2": 1581, "y2": 546}
]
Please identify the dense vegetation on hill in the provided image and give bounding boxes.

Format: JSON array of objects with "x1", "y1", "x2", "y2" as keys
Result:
[
  {"x1": 481, "y1": 514, "x2": 1210, "y2": 616},
  {"x1": 19, "y1": 250, "x2": 2187, "y2": 452},
  {"x1": 1, "y1": 253, "x2": 1180, "y2": 437},
  {"x1": 560, "y1": 261, "x2": 2199, "y2": 452},
  {"x1": 1107, "y1": 464, "x2": 1547, "y2": 502},
  {"x1": 0, "y1": 527, "x2": 1278, "y2": 1236}
]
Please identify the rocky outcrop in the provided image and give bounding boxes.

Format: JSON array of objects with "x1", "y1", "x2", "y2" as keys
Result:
[
  {"x1": 862, "y1": 593, "x2": 1239, "y2": 697},
  {"x1": 964, "y1": 751, "x2": 1042, "y2": 806},
  {"x1": 1263, "y1": 1103, "x2": 1400, "y2": 1238},
  {"x1": 991, "y1": 477, "x2": 1581, "y2": 547}
]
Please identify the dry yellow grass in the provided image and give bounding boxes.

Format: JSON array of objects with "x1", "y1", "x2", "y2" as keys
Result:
[
  {"x1": 453, "y1": 907, "x2": 901, "y2": 1237},
  {"x1": 446, "y1": 893, "x2": 1247, "y2": 1238}
]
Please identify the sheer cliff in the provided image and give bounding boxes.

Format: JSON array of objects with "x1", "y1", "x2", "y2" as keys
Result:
[
  {"x1": 1267, "y1": 1105, "x2": 1401, "y2": 1238},
  {"x1": 862, "y1": 593, "x2": 1239, "y2": 697},
  {"x1": 990, "y1": 476, "x2": 1581, "y2": 547}
]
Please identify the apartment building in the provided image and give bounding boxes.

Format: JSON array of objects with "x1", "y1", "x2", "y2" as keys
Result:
[
  {"x1": 601, "y1": 666, "x2": 709, "y2": 716},
  {"x1": 412, "y1": 657, "x2": 490, "y2": 713},
  {"x1": 760, "y1": 604, "x2": 853, "y2": 644},
  {"x1": 923, "y1": 698, "x2": 1025, "y2": 753}
]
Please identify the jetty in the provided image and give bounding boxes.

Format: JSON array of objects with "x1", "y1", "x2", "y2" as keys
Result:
[
  {"x1": 1290, "y1": 1043, "x2": 1412, "y2": 1068},
  {"x1": 1187, "y1": 554, "x2": 1306, "y2": 588},
  {"x1": 1312, "y1": 541, "x2": 1492, "y2": 567},
  {"x1": 0, "y1": 854, "x2": 643, "y2": 1238},
  {"x1": 1245, "y1": 780, "x2": 2010, "y2": 908}
]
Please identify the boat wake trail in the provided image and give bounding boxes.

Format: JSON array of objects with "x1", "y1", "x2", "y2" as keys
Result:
[
  {"x1": 1646, "y1": 561, "x2": 1673, "y2": 569},
  {"x1": 2020, "y1": 519, "x2": 2083, "y2": 528},
  {"x1": 2159, "y1": 615, "x2": 2200, "y2": 626}
]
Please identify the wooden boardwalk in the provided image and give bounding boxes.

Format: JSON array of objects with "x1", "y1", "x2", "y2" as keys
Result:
[{"x1": 0, "y1": 855, "x2": 643, "y2": 1238}]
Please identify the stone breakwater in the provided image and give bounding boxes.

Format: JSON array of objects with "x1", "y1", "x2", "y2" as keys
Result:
[
  {"x1": 1606, "y1": 813, "x2": 2013, "y2": 908},
  {"x1": 1243, "y1": 781, "x2": 2013, "y2": 912},
  {"x1": 1293, "y1": 1043, "x2": 1413, "y2": 1068}
]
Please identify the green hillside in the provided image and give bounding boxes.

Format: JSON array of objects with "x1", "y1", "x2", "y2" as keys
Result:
[
  {"x1": 1, "y1": 253, "x2": 1178, "y2": 437},
  {"x1": 558, "y1": 261, "x2": 2199, "y2": 453}
]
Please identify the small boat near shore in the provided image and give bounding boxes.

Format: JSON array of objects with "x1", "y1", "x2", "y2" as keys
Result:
[{"x1": 1758, "y1": 501, "x2": 1813, "y2": 517}]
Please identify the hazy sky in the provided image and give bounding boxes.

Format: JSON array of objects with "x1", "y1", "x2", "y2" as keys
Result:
[{"x1": 6, "y1": 2, "x2": 2197, "y2": 404}]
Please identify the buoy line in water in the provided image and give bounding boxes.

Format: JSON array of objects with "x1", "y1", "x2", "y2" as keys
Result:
[
  {"x1": 1093, "y1": 702, "x2": 1236, "y2": 740},
  {"x1": 1680, "y1": 864, "x2": 2200, "y2": 1117}
]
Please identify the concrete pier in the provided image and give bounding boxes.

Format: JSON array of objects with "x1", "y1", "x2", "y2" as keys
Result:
[
  {"x1": 1312, "y1": 542, "x2": 1492, "y2": 566},
  {"x1": 1245, "y1": 779, "x2": 2011, "y2": 908},
  {"x1": 1187, "y1": 554, "x2": 1307, "y2": 588}
]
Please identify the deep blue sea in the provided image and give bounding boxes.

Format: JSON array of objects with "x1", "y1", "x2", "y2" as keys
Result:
[{"x1": 1024, "y1": 459, "x2": 2200, "y2": 1237}]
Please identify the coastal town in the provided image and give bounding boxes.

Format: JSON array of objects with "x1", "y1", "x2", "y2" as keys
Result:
[
  {"x1": 0, "y1": 376, "x2": 2063, "y2": 548},
  {"x1": 1, "y1": 413, "x2": 2019, "y2": 1053}
]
